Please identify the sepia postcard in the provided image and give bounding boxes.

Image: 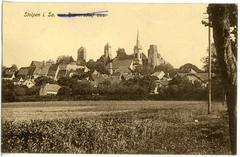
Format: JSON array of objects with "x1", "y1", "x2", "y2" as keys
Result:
[{"x1": 1, "y1": 2, "x2": 238, "y2": 155}]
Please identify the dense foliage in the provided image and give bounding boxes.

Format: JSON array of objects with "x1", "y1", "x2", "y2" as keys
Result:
[
  {"x1": 2, "y1": 80, "x2": 16, "y2": 102},
  {"x1": 35, "y1": 76, "x2": 55, "y2": 86},
  {"x1": 179, "y1": 63, "x2": 203, "y2": 73},
  {"x1": 56, "y1": 56, "x2": 74, "y2": 65},
  {"x1": 201, "y1": 44, "x2": 225, "y2": 101},
  {"x1": 2, "y1": 73, "x2": 210, "y2": 102},
  {"x1": 207, "y1": 4, "x2": 237, "y2": 154},
  {"x1": 154, "y1": 63, "x2": 174, "y2": 73}
]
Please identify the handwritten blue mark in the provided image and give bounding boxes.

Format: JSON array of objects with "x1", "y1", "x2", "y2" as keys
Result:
[{"x1": 57, "y1": 10, "x2": 108, "y2": 18}]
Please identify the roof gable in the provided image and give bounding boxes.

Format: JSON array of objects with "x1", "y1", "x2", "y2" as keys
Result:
[
  {"x1": 47, "y1": 64, "x2": 59, "y2": 77},
  {"x1": 30, "y1": 61, "x2": 44, "y2": 67},
  {"x1": 110, "y1": 58, "x2": 133, "y2": 73},
  {"x1": 17, "y1": 67, "x2": 35, "y2": 77},
  {"x1": 39, "y1": 64, "x2": 51, "y2": 75}
]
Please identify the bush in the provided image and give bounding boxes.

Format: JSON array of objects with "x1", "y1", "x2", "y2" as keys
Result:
[
  {"x1": 26, "y1": 86, "x2": 41, "y2": 96},
  {"x1": 2, "y1": 80, "x2": 16, "y2": 102},
  {"x1": 14, "y1": 86, "x2": 27, "y2": 96},
  {"x1": 35, "y1": 76, "x2": 55, "y2": 86},
  {"x1": 158, "y1": 77, "x2": 208, "y2": 100},
  {"x1": 57, "y1": 86, "x2": 72, "y2": 96},
  {"x1": 72, "y1": 81, "x2": 93, "y2": 95}
]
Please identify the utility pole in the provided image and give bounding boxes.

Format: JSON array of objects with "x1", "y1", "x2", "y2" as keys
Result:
[
  {"x1": 202, "y1": 12, "x2": 212, "y2": 114},
  {"x1": 208, "y1": 15, "x2": 211, "y2": 114}
]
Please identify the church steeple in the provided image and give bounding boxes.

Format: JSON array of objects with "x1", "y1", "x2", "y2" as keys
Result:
[
  {"x1": 133, "y1": 30, "x2": 143, "y2": 65},
  {"x1": 136, "y1": 30, "x2": 140, "y2": 47}
]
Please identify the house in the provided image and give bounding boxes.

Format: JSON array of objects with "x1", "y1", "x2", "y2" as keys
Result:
[
  {"x1": 2, "y1": 67, "x2": 17, "y2": 80},
  {"x1": 151, "y1": 71, "x2": 165, "y2": 80},
  {"x1": 177, "y1": 72, "x2": 208, "y2": 87},
  {"x1": 47, "y1": 64, "x2": 59, "y2": 80},
  {"x1": 30, "y1": 61, "x2": 45, "y2": 78},
  {"x1": 151, "y1": 79, "x2": 169, "y2": 94},
  {"x1": 186, "y1": 73, "x2": 208, "y2": 87},
  {"x1": 84, "y1": 67, "x2": 90, "y2": 73},
  {"x1": 17, "y1": 66, "x2": 35, "y2": 79},
  {"x1": 30, "y1": 61, "x2": 54, "y2": 78},
  {"x1": 13, "y1": 77, "x2": 24, "y2": 85},
  {"x1": 107, "y1": 57, "x2": 134, "y2": 74},
  {"x1": 39, "y1": 83, "x2": 61, "y2": 96},
  {"x1": 30, "y1": 61, "x2": 45, "y2": 67},
  {"x1": 22, "y1": 79, "x2": 35, "y2": 88},
  {"x1": 39, "y1": 64, "x2": 51, "y2": 77},
  {"x1": 56, "y1": 64, "x2": 67, "y2": 79},
  {"x1": 109, "y1": 72, "x2": 123, "y2": 84},
  {"x1": 2, "y1": 71, "x2": 15, "y2": 80},
  {"x1": 66, "y1": 64, "x2": 89, "y2": 78},
  {"x1": 178, "y1": 63, "x2": 203, "y2": 73},
  {"x1": 193, "y1": 73, "x2": 208, "y2": 83},
  {"x1": 90, "y1": 70, "x2": 108, "y2": 87},
  {"x1": 124, "y1": 73, "x2": 134, "y2": 80},
  {"x1": 66, "y1": 62, "x2": 83, "y2": 71}
]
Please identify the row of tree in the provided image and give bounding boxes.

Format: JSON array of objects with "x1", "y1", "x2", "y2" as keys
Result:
[
  {"x1": 206, "y1": 4, "x2": 237, "y2": 154},
  {"x1": 3, "y1": 72, "x2": 211, "y2": 102}
]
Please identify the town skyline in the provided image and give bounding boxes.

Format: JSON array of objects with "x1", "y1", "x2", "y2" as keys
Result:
[{"x1": 3, "y1": 3, "x2": 209, "y2": 69}]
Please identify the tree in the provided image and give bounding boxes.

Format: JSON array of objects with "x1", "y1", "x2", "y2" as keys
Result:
[
  {"x1": 201, "y1": 43, "x2": 218, "y2": 72},
  {"x1": 71, "y1": 81, "x2": 93, "y2": 95},
  {"x1": 2, "y1": 80, "x2": 16, "y2": 102},
  {"x1": 35, "y1": 76, "x2": 55, "y2": 86},
  {"x1": 154, "y1": 63, "x2": 174, "y2": 73},
  {"x1": 201, "y1": 43, "x2": 225, "y2": 101},
  {"x1": 207, "y1": 4, "x2": 237, "y2": 154},
  {"x1": 56, "y1": 55, "x2": 74, "y2": 64},
  {"x1": 116, "y1": 48, "x2": 127, "y2": 57},
  {"x1": 122, "y1": 74, "x2": 157, "y2": 94},
  {"x1": 11, "y1": 64, "x2": 18, "y2": 71},
  {"x1": 71, "y1": 69, "x2": 91, "y2": 80},
  {"x1": 86, "y1": 59, "x2": 96, "y2": 71},
  {"x1": 2, "y1": 65, "x2": 7, "y2": 71},
  {"x1": 57, "y1": 76, "x2": 78, "y2": 89},
  {"x1": 14, "y1": 85, "x2": 27, "y2": 96},
  {"x1": 57, "y1": 76, "x2": 69, "y2": 86},
  {"x1": 26, "y1": 86, "x2": 41, "y2": 96},
  {"x1": 57, "y1": 86, "x2": 72, "y2": 96},
  {"x1": 95, "y1": 56, "x2": 110, "y2": 75}
]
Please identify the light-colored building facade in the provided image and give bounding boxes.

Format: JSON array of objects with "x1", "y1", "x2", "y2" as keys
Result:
[{"x1": 39, "y1": 83, "x2": 61, "y2": 96}]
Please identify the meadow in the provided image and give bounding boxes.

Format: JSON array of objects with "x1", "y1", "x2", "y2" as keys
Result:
[{"x1": 2, "y1": 101, "x2": 231, "y2": 154}]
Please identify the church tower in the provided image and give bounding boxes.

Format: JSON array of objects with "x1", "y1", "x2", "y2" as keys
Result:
[{"x1": 133, "y1": 31, "x2": 143, "y2": 65}]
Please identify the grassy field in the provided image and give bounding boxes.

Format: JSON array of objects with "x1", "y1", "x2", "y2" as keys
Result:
[{"x1": 2, "y1": 101, "x2": 231, "y2": 154}]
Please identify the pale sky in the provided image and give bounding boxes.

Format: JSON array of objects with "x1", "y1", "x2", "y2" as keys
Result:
[{"x1": 3, "y1": 3, "x2": 209, "y2": 69}]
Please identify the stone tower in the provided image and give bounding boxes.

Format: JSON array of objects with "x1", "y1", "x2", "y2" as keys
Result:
[
  {"x1": 77, "y1": 47, "x2": 86, "y2": 65},
  {"x1": 148, "y1": 45, "x2": 158, "y2": 68},
  {"x1": 148, "y1": 44, "x2": 165, "y2": 68},
  {"x1": 104, "y1": 43, "x2": 112, "y2": 60},
  {"x1": 104, "y1": 43, "x2": 113, "y2": 74},
  {"x1": 133, "y1": 31, "x2": 143, "y2": 65}
]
